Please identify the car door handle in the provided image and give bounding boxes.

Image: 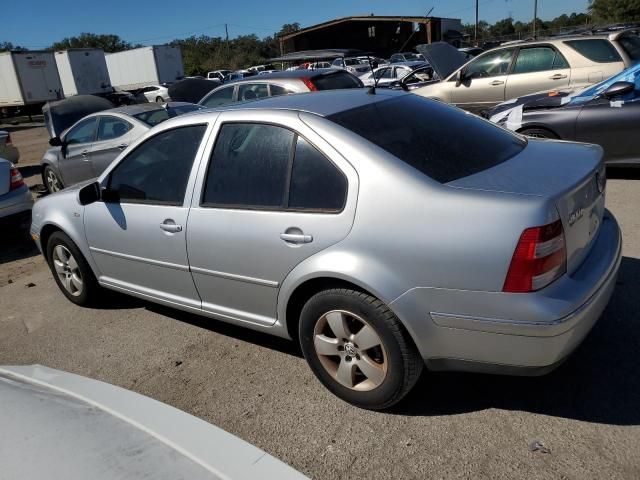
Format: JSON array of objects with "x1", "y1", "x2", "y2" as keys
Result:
[
  {"x1": 81, "y1": 149, "x2": 90, "y2": 158},
  {"x1": 549, "y1": 74, "x2": 568, "y2": 80},
  {"x1": 160, "y1": 220, "x2": 182, "y2": 233},
  {"x1": 280, "y1": 233, "x2": 313, "y2": 244},
  {"x1": 489, "y1": 80, "x2": 505, "y2": 86},
  {"x1": 117, "y1": 144, "x2": 128, "y2": 150}
]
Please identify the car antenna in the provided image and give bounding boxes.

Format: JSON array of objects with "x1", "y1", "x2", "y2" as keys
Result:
[{"x1": 367, "y1": 54, "x2": 377, "y2": 94}]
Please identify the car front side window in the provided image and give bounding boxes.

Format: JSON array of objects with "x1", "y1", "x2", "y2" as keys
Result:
[
  {"x1": 65, "y1": 117, "x2": 97, "y2": 145},
  {"x1": 464, "y1": 49, "x2": 515, "y2": 79},
  {"x1": 107, "y1": 125, "x2": 206, "y2": 205}
]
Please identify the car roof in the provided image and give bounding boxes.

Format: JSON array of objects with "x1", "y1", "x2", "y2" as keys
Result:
[
  {"x1": 106, "y1": 103, "x2": 165, "y2": 116},
  {"x1": 197, "y1": 88, "x2": 406, "y2": 118}
]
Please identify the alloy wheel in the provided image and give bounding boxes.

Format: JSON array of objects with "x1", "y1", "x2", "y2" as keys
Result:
[
  {"x1": 46, "y1": 169, "x2": 62, "y2": 192},
  {"x1": 52, "y1": 245, "x2": 83, "y2": 297},
  {"x1": 313, "y1": 310, "x2": 388, "y2": 391}
]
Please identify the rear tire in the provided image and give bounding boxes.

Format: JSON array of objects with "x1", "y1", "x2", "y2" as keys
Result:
[
  {"x1": 43, "y1": 165, "x2": 63, "y2": 193},
  {"x1": 46, "y1": 232, "x2": 102, "y2": 307},
  {"x1": 299, "y1": 288, "x2": 423, "y2": 410},
  {"x1": 519, "y1": 127, "x2": 559, "y2": 139}
]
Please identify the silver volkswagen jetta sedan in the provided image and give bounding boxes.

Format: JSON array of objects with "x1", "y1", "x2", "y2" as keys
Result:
[{"x1": 30, "y1": 90, "x2": 621, "y2": 410}]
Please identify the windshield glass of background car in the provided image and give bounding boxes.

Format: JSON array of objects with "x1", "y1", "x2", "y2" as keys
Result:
[
  {"x1": 133, "y1": 109, "x2": 170, "y2": 127},
  {"x1": 464, "y1": 49, "x2": 514, "y2": 78},
  {"x1": 328, "y1": 95, "x2": 526, "y2": 184},
  {"x1": 312, "y1": 72, "x2": 362, "y2": 90},
  {"x1": 619, "y1": 34, "x2": 640, "y2": 60}
]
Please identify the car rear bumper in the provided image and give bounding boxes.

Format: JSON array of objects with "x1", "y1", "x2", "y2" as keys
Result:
[
  {"x1": 0, "y1": 185, "x2": 33, "y2": 220},
  {"x1": 391, "y1": 211, "x2": 622, "y2": 373}
]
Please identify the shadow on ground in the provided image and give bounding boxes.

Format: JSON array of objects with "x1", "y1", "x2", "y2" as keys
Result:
[
  {"x1": 397, "y1": 256, "x2": 640, "y2": 425},
  {"x1": 86, "y1": 254, "x2": 640, "y2": 424},
  {"x1": 0, "y1": 229, "x2": 38, "y2": 265}
]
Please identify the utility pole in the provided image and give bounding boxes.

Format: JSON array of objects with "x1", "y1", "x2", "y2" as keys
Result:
[
  {"x1": 225, "y1": 23, "x2": 229, "y2": 59},
  {"x1": 533, "y1": 0, "x2": 538, "y2": 40},
  {"x1": 474, "y1": 0, "x2": 479, "y2": 45}
]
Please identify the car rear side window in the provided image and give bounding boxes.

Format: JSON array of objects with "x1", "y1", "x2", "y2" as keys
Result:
[
  {"x1": 238, "y1": 83, "x2": 269, "y2": 102},
  {"x1": 564, "y1": 39, "x2": 623, "y2": 63},
  {"x1": 289, "y1": 136, "x2": 346, "y2": 211},
  {"x1": 618, "y1": 34, "x2": 640, "y2": 60},
  {"x1": 203, "y1": 124, "x2": 294, "y2": 208},
  {"x1": 269, "y1": 84, "x2": 294, "y2": 96},
  {"x1": 512, "y1": 47, "x2": 569, "y2": 74},
  {"x1": 328, "y1": 95, "x2": 525, "y2": 184},
  {"x1": 97, "y1": 116, "x2": 132, "y2": 141},
  {"x1": 311, "y1": 72, "x2": 363, "y2": 90},
  {"x1": 108, "y1": 125, "x2": 206, "y2": 205}
]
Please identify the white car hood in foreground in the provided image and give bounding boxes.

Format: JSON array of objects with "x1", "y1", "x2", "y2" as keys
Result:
[{"x1": 0, "y1": 365, "x2": 307, "y2": 480}]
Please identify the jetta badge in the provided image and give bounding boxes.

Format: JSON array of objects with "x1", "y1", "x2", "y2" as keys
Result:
[{"x1": 568, "y1": 207, "x2": 584, "y2": 226}]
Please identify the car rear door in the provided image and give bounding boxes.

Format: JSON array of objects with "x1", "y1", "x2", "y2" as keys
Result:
[
  {"x1": 90, "y1": 115, "x2": 139, "y2": 177},
  {"x1": 59, "y1": 117, "x2": 97, "y2": 186},
  {"x1": 186, "y1": 111, "x2": 358, "y2": 327},
  {"x1": 84, "y1": 124, "x2": 209, "y2": 306},
  {"x1": 505, "y1": 45, "x2": 571, "y2": 100}
]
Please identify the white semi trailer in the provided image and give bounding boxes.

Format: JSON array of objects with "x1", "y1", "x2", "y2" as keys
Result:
[
  {"x1": 54, "y1": 49, "x2": 112, "y2": 96},
  {"x1": 105, "y1": 45, "x2": 184, "y2": 90},
  {"x1": 0, "y1": 51, "x2": 63, "y2": 107}
]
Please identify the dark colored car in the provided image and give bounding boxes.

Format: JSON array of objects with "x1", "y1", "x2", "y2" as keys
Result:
[{"x1": 486, "y1": 63, "x2": 640, "y2": 166}]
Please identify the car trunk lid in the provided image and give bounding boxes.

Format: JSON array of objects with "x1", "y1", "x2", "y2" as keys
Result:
[{"x1": 448, "y1": 139, "x2": 606, "y2": 275}]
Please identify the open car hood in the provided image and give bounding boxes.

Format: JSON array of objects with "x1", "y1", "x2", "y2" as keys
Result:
[
  {"x1": 415, "y1": 42, "x2": 468, "y2": 80},
  {"x1": 42, "y1": 95, "x2": 114, "y2": 138}
]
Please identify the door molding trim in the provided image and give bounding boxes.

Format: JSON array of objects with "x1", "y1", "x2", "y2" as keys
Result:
[
  {"x1": 89, "y1": 246, "x2": 189, "y2": 272},
  {"x1": 190, "y1": 265, "x2": 279, "y2": 288}
]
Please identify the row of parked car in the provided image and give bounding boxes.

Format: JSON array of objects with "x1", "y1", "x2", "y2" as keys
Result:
[{"x1": 2, "y1": 28, "x2": 638, "y2": 410}]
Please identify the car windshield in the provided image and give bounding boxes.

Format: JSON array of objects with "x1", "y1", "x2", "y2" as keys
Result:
[
  {"x1": 328, "y1": 94, "x2": 526, "y2": 184},
  {"x1": 569, "y1": 63, "x2": 640, "y2": 104}
]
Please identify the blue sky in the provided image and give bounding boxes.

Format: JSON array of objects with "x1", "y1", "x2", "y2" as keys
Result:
[{"x1": 5, "y1": 0, "x2": 589, "y2": 48}]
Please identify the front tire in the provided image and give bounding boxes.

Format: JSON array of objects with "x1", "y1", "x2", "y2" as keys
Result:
[
  {"x1": 519, "y1": 127, "x2": 559, "y2": 139},
  {"x1": 43, "y1": 165, "x2": 63, "y2": 193},
  {"x1": 46, "y1": 232, "x2": 101, "y2": 306},
  {"x1": 299, "y1": 288, "x2": 423, "y2": 410}
]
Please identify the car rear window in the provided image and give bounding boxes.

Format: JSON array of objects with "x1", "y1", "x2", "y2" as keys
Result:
[
  {"x1": 618, "y1": 34, "x2": 640, "y2": 60},
  {"x1": 311, "y1": 71, "x2": 363, "y2": 90},
  {"x1": 327, "y1": 95, "x2": 526, "y2": 184},
  {"x1": 564, "y1": 39, "x2": 623, "y2": 63},
  {"x1": 133, "y1": 109, "x2": 170, "y2": 127}
]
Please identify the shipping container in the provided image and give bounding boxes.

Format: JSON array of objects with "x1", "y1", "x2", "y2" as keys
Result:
[
  {"x1": 105, "y1": 46, "x2": 184, "y2": 90},
  {"x1": 0, "y1": 51, "x2": 63, "y2": 107},
  {"x1": 55, "y1": 49, "x2": 112, "y2": 96}
]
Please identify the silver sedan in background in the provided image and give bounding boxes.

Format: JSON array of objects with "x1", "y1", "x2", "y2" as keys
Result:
[
  {"x1": 360, "y1": 61, "x2": 430, "y2": 87},
  {"x1": 31, "y1": 90, "x2": 621, "y2": 409},
  {"x1": 41, "y1": 102, "x2": 204, "y2": 193}
]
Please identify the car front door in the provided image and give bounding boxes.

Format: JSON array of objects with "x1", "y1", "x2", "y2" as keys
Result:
[
  {"x1": 186, "y1": 112, "x2": 357, "y2": 327},
  {"x1": 90, "y1": 115, "x2": 139, "y2": 177},
  {"x1": 450, "y1": 48, "x2": 516, "y2": 112},
  {"x1": 84, "y1": 123, "x2": 209, "y2": 307},
  {"x1": 59, "y1": 117, "x2": 98, "y2": 187},
  {"x1": 505, "y1": 46, "x2": 571, "y2": 100},
  {"x1": 575, "y1": 84, "x2": 640, "y2": 164}
]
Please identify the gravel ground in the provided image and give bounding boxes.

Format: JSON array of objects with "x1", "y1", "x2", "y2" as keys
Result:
[{"x1": 1, "y1": 125, "x2": 639, "y2": 479}]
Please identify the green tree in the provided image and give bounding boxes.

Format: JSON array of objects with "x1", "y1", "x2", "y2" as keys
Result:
[
  {"x1": 0, "y1": 41, "x2": 27, "y2": 52},
  {"x1": 50, "y1": 33, "x2": 139, "y2": 53},
  {"x1": 589, "y1": 0, "x2": 640, "y2": 22}
]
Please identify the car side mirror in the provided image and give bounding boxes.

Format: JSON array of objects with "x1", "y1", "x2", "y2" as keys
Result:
[
  {"x1": 100, "y1": 187, "x2": 120, "y2": 203},
  {"x1": 49, "y1": 136, "x2": 62, "y2": 147},
  {"x1": 602, "y1": 81, "x2": 635, "y2": 99},
  {"x1": 455, "y1": 69, "x2": 465, "y2": 87},
  {"x1": 78, "y1": 181, "x2": 101, "y2": 206}
]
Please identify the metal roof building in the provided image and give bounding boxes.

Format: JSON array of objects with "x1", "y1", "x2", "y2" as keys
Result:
[{"x1": 278, "y1": 15, "x2": 464, "y2": 58}]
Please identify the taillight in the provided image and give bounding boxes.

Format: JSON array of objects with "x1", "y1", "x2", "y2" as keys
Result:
[
  {"x1": 300, "y1": 77, "x2": 318, "y2": 92},
  {"x1": 9, "y1": 166, "x2": 24, "y2": 191},
  {"x1": 503, "y1": 219, "x2": 567, "y2": 293}
]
